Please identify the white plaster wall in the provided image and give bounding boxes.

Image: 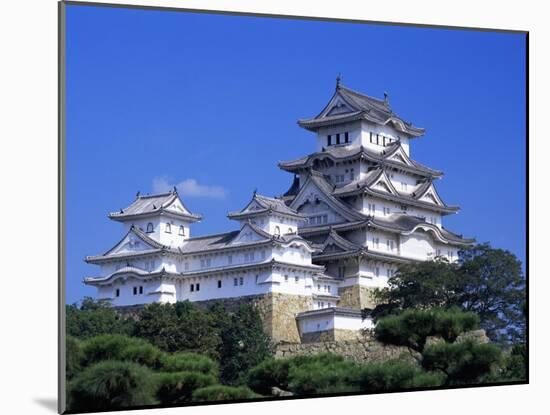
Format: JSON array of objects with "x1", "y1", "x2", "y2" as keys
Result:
[
  {"x1": 315, "y1": 120, "x2": 362, "y2": 151},
  {"x1": 122, "y1": 216, "x2": 191, "y2": 248},
  {"x1": 298, "y1": 313, "x2": 374, "y2": 334},
  {"x1": 359, "y1": 121, "x2": 410, "y2": 155},
  {"x1": 334, "y1": 314, "x2": 375, "y2": 330},
  {"x1": 400, "y1": 231, "x2": 436, "y2": 260}
]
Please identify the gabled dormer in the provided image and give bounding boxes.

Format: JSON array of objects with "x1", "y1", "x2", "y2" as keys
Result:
[
  {"x1": 108, "y1": 188, "x2": 202, "y2": 248},
  {"x1": 227, "y1": 192, "x2": 305, "y2": 236}
]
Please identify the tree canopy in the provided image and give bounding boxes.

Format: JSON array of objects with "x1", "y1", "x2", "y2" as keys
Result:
[{"x1": 373, "y1": 243, "x2": 525, "y2": 343}]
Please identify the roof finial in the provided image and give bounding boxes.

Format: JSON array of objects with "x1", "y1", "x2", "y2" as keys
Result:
[
  {"x1": 172, "y1": 185, "x2": 177, "y2": 194},
  {"x1": 253, "y1": 188, "x2": 257, "y2": 196},
  {"x1": 336, "y1": 73, "x2": 342, "y2": 89},
  {"x1": 136, "y1": 191, "x2": 140, "y2": 198},
  {"x1": 384, "y1": 91, "x2": 389, "y2": 105}
]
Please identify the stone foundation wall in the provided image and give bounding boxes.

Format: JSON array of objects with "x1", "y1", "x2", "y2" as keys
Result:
[
  {"x1": 275, "y1": 335, "x2": 419, "y2": 365},
  {"x1": 337, "y1": 285, "x2": 378, "y2": 310},
  {"x1": 301, "y1": 329, "x2": 362, "y2": 344}
]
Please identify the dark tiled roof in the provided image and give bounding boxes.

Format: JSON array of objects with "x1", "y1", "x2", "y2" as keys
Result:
[
  {"x1": 297, "y1": 84, "x2": 425, "y2": 137},
  {"x1": 228, "y1": 193, "x2": 304, "y2": 219},
  {"x1": 109, "y1": 190, "x2": 202, "y2": 221},
  {"x1": 278, "y1": 143, "x2": 442, "y2": 178}
]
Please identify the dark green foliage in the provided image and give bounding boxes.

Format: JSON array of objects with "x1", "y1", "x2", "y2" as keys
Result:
[
  {"x1": 66, "y1": 336, "x2": 84, "y2": 381},
  {"x1": 82, "y1": 334, "x2": 163, "y2": 369},
  {"x1": 209, "y1": 303, "x2": 272, "y2": 385},
  {"x1": 373, "y1": 244, "x2": 526, "y2": 343},
  {"x1": 499, "y1": 343, "x2": 527, "y2": 381},
  {"x1": 154, "y1": 371, "x2": 217, "y2": 404},
  {"x1": 375, "y1": 308, "x2": 479, "y2": 352},
  {"x1": 422, "y1": 340, "x2": 502, "y2": 385},
  {"x1": 358, "y1": 360, "x2": 445, "y2": 392},
  {"x1": 159, "y1": 352, "x2": 218, "y2": 377},
  {"x1": 246, "y1": 358, "x2": 291, "y2": 395},
  {"x1": 68, "y1": 360, "x2": 157, "y2": 411},
  {"x1": 66, "y1": 297, "x2": 135, "y2": 339},
  {"x1": 133, "y1": 302, "x2": 221, "y2": 359},
  {"x1": 286, "y1": 353, "x2": 364, "y2": 395},
  {"x1": 191, "y1": 385, "x2": 261, "y2": 401}
]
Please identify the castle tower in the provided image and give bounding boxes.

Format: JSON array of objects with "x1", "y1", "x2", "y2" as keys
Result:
[{"x1": 279, "y1": 80, "x2": 474, "y2": 309}]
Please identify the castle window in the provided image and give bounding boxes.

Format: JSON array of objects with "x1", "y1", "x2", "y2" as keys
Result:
[
  {"x1": 294, "y1": 276, "x2": 299, "y2": 284},
  {"x1": 345, "y1": 132, "x2": 349, "y2": 143},
  {"x1": 178, "y1": 225, "x2": 185, "y2": 236},
  {"x1": 284, "y1": 275, "x2": 289, "y2": 282},
  {"x1": 165, "y1": 223, "x2": 172, "y2": 234},
  {"x1": 317, "y1": 284, "x2": 321, "y2": 290},
  {"x1": 370, "y1": 132, "x2": 374, "y2": 143},
  {"x1": 383, "y1": 207, "x2": 390, "y2": 216},
  {"x1": 287, "y1": 228, "x2": 293, "y2": 234},
  {"x1": 115, "y1": 289, "x2": 120, "y2": 297},
  {"x1": 234, "y1": 278, "x2": 238, "y2": 286},
  {"x1": 146, "y1": 223, "x2": 154, "y2": 233},
  {"x1": 218, "y1": 280, "x2": 222, "y2": 288},
  {"x1": 239, "y1": 277, "x2": 244, "y2": 286},
  {"x1": 196, "y1": 283, "x2": 200, "y2": 291},
  {"x1": 190, "y1": 284, "x2": 194, "y2": 292},
  {"x1": 327, "y1": 135, "x2": 332, "y2": 146},
  {"x1": 133, "y1": 287, "x2": 137, "y2": 295},
  {"x1": 375, "y1": 267, "x2": 380, "y2": 277},
  {"x1": 338, "y1": 266, "x2": 346, "y2": 278},
  {"x1": 139, "y1": 286, "x2": 143, "y2": 295},
  {"x1": 387, "y1": 240, "x2": 395, "y2": 251},
  {"x1": 372, "y1": 237, "x2": 380, "y2": 248},
  {"x1": 350, "y1": 168, "x2": 355, "y2": 180},
  {"x1": 336, "y1": 133, "x2": 341, "y2": 144}
]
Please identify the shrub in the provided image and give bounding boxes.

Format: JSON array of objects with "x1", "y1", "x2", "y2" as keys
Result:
[
  {"x1": 68, "y1": 360, "x2": 156, "y2": 411},
  {"x1": 154, "y1": 371, "x2": 217, "y2": 404},
  {"x1": 82, "y1": 335, "x2": 163, "y2": 368},
  {"x1": 191, "y1": 385, "x2": 261, "y2": 401},
  {"x1": 66, "y1": 298, "x2": 134, "y2": 339},
  {"x1": 246, "y1": 358, "x2": 291, "y2": 395},
  {"x1": 286, "y1": 353, "x2": 363, "y2": 395},
  {"x1": 66, "y1": 336, "x2": 84, "y2": 381},
  {"x1": 358, "y1": 360, "x2": 444, "y2": 392},
  {"x1": 160, "y1": 352, "x2": 218, "y2": 377},
  {"x1": 375, "y1": 308, "x2": 479, "y2": 352},
  {"x1": 422, "y1": 340, "x2": 501, "y2": 384}
]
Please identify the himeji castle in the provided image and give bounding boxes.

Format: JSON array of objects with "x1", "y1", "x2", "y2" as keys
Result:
[{"x1": 84, "y1": 80, "x2": 473, "y2": 344}]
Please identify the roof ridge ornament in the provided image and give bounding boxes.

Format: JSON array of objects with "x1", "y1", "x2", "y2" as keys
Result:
[
  {"x1": 383, "y1": 91, "x2": 389, "y2": 105},
  {"x1": 136, "y1": 191, "x2": 140, "y2": 198},
  {"x1": 336, "y1": 73, "x2": 342, "y2": 89}
]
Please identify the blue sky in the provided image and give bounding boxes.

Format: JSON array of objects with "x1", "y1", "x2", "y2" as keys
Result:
[{"x1": 65, "y1": 5, "x2": 526, "y2": 304}]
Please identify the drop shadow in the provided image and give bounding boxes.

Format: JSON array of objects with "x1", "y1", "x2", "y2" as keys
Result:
[{"x1": 34, "y1": 398, "x2": 57, "y2": 413}]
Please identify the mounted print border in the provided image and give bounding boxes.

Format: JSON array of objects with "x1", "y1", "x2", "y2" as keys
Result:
[{"x1": 58, "y1": 1, "x2": 528, "y2": 413}]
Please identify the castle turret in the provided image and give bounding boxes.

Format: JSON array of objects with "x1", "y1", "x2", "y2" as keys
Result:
[{"x1": 108, "y1": 188, "x2": 201, "y2": 248}]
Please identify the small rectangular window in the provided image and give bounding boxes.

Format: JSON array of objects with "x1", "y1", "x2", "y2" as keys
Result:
[
  {"x1": 345, "y1": 132, "x2": 349, "y2": 143},
  {"x1": 234, "y1": 278, "x2": 238, "y2": 286},
  {"x1": 133, "y1": 287, "x2": 137, "y2": 296},
  {"x1": 196, "y1": 283, "x2": 200, "y2": 291},
  {"x1": 218, "y1": 280, "x2": 222, "y2": 288},
  {"x1": 115, "y1": 289, "x2": 120, "y2": 297},
  {"x1": 376, "y1": 134, "x2": 380, "y2": 145},
  {"x1": 190, "y1": 284, "x2": 194, "y2": 292},
  {"x1": 370, "y1": 132, "x2": 373, "y2": 143},
  {"x1": 336, "y1": 133, "x2": 340, "y2": 144},
  {"x1": 284, "y1": 275, "x2": 289, "y2": 282},
  {"x1": 239, "y1": 277, "x2": 244, "y2": 286},
  {"x1": 295, "y1": 276, "x2": 299, "y2": 283},
  {"x1": 327, "y1": 135, "x2": 332, "y2": 146},
  {"x1": 139, "y1": 286, "x2": 143, "y2": 295}
]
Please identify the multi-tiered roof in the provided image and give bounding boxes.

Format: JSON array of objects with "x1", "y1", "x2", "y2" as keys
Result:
[{"x1": 279, "y1": 81, "x2": 473, "y2": 267}]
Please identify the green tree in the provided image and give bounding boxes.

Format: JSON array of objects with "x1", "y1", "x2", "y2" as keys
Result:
[
  {"x1": 133, "y1": 302, "x2": 221, "y2": 359},
  {"x1": 374, "y1": 308, "x2": 479, "y2": 353},
  {"x1": 422, "y1": 340, "x2": 502, "y2": 385},
  {"x1": 358, "y1": 360, "x2": 444, "y2": 392},
  {"x1": 66, "y1": 297, "x2": 134, "y2": 339},
  {"x1": 68, "y1": 360, "x2": 157, "y2": 411},
  {"x1": 373, "y1": 244, "x2": 525, "y2": 343},
  {"x1": 191, "y1": 385, "x2": 261, "y2": 401},
  {"x1": 210, "y1": 303, "x2": 271, "y2": 385},
  {"x1": 160, "y1": 352, "x2": 218, "y2": 377},
  {"x1": 81, "y1": 334, "x2": 163, "y2": 369},
  {"x1": 246, "y1": 358, "x2": 291, "y2": 395},
  {"x1": 66, "y1": 336, "x2": 84, "y2": 381},
  {"x1": 154, "y1": 371, "x2": 217, "y2": 404}
]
